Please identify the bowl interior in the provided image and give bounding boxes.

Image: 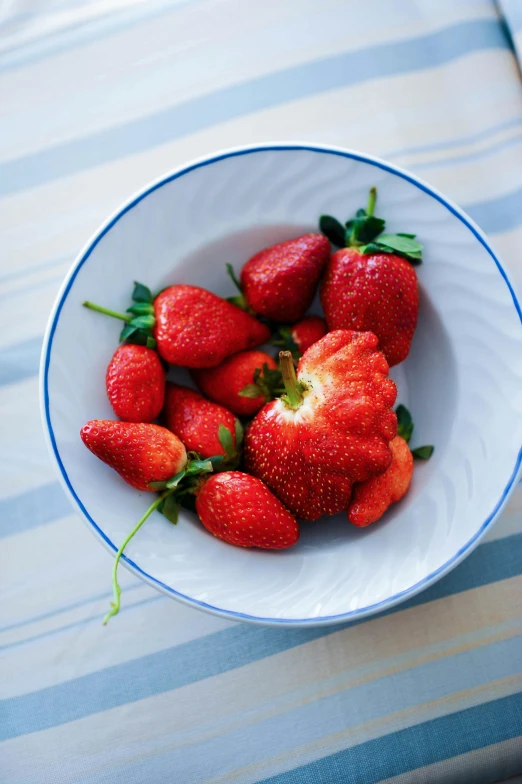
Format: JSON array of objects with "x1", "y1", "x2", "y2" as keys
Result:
[{"x1": 43, "y1": 146, "x2": 522, "y2": 624}]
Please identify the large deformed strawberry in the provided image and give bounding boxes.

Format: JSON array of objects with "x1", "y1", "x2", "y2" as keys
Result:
[{"x1": 244, "y1": 331, "x2": 397, "y2": 520}]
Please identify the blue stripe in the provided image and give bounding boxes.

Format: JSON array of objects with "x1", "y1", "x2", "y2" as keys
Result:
[
  {"x1": 73, "y1": 636, "x2": 522, "y2": 784},
  {"x1": 467, "y1": 185, "x2": 522, "y2": 235},
  {"x1": 0, "y1": 19, "x2": 508, "y2": 197},
  {"x1": 0, "y1": 337, "x2": 42, "y2": 387},
  {"x1": 413, "y1": 129, "x2": 522, "y2": 172},
  {"x1": 0, "y1": 580, "x2": 142, "y2": 633},
  {"x1": 385, "y1": 115, "x2": 522, "y2": 160},
  {"x1": 0, "y1": 481, "x2": 71, "y2": 538},
  {"x1": 259, "y1": 692, "x2": 522, "y2": 784},
  {"x1": 2, "y1": 532, "x2": 521, "y2": 741},
  {"x1": 0, "y1": 595, "x2": 162, "y2": 652}
]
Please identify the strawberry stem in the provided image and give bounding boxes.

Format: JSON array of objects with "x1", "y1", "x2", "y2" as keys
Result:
[
  {"x1": 83, "y1": 301, "x2": 132, "y2": 323},
  {"x1": 366, "y1": 186, "x2": 377, "y2": 217},
  {"x1": 103, "y1": 488, "x2": 172, "y2": 625},
  {"x1": 279, "y1": 350, "x2": 304, "y2": 409}
]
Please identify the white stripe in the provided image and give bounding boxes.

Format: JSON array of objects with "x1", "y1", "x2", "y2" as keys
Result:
[
  {"x1": 0, "y1": 0, "x2": 495, "y2": 161},
  {"x1": 2, "y1": 50, "x2": 521, "y2": 289}
]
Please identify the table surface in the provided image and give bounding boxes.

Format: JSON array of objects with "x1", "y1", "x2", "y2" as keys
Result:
[{"x1": 1, "y1": 1, "x2": 522, "y2": 782}]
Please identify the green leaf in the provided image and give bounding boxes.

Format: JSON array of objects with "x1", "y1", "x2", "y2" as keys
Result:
[
  {"x1": 378, "y1": 234, "x2": 422, "y2": 253},
  {"x1": 319, "y1": 215, "x2": 346, "y2": 247},
  {"x1": 131, "y1": 314, "x2": 156, "y2": 330},
  {"x1": 120, "y1": 324, "x2": 139, "y2": 342},
  {"x1": 186, "y1": 459, "x2": 214, "y2": 475},
  {"x1": 149, "y1": 481, "x2": 168, "y2": 490},
  {"x1": 376, "y1": 234, "x2": 423, "y2": 255},
  {"x1": 411, "y1": 445, "x2": 434, "y2": 460},
  {"x1": 234, "y1": 420, "x2": 244, "y2": 449},
  {"x1": 160, "y1": 493, "x2": 179, "y2": 524},
  {"x1": 239, "y1": 383, "x2": 263, "y2": 398},
  {"x1": 218, "y1": 424, "x2": 235, "y2": 460},
  {"x1": 226, "y1": 263, "x2": 243, "y2": 293},
  {"x1": 353, "y1": 215, "x2": 386, "y2": 244},
  {"x1": 146, "y1": 336, "x2": 156, "y2": 349},
  {"x1": 126, "y1": 302, "x2": 154, "y2": 316},
  {"x1": 355, "y1": 208, "x2": 366, "y2": 218},
  {"x1": 396, "y1": 233, "x2": 416, "y2": 239},
  {"x1": 209, "y1": 455, "x2": 225, "y2": 470},
  {"x1": 227, "y1": 295, "x2": 248, "y2": 309},
  {"x1": 396, "y1": 404, "x2": 414, "y2": 443},
  {"x1": 166, "y1": 470, "x2": 187, "y2": 489},
  {"x1": 132, "y1": 282, "x2": 153, "y2": 303}
]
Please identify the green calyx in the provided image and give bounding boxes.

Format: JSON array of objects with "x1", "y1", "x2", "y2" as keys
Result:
[
  {"x1": 209, "y1": 421, "x2": 244, "y2": 471},
  {"x1": 396, "y1": 404, "x2": 434, "y2": 460},
  {"x1": 239, "y1": 362, "x2": 285, "y2": 401},
  {"x1": 279, "y1": 350, "x2": 306, "y2": 410},
  {"x1": 270, "y1": 326, "x2": 301, "y2": 360},
  {"x1": 319, "y1": 187, "x2": 423, "y2": 265},
  {"x1": 225, "y1": 263, "x2": 249, "y2": 310},
  {"x1": 83, "y1": 281, "x2": 157, "y2": 348}
]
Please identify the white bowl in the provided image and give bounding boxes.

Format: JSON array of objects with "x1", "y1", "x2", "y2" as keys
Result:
[{"x1": 40, "y1": 143, "x2": 522, "y2": 626}]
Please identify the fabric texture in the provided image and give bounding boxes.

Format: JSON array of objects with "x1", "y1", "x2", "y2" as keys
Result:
[{"x1": 1, "y1": 1, "x2": 522, "y2": 782}]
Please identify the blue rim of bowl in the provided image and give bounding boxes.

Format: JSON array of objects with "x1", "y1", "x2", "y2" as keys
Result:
[{"x1": 41, "y1": 143, "x2": 522, "y2": 626}]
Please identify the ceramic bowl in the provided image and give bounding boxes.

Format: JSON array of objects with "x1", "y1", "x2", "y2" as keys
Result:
[{"x1": 40, "y1": 144, "x2": 522, "y2": 626}]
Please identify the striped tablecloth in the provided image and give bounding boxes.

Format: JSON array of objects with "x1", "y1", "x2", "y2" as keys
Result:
[{"x1": 2, "y1": 1, "x2": 522, "y2": 782}]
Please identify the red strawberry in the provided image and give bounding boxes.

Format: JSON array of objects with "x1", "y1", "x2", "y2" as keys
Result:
[
  {"x1": 164, "y1": 383, "x2": 241, "y2": 462},
  {"x1": 348, "y1": 403, "x2": 434, "y2": 526},
  {"x1": 106, "y1": 344, "x2": 165, "y2": 423},
  {"x1": 244, "y1": 331, "x2": 397, "y2": 520},
  {"x1": 80, "y1": 419, "x2": 216, "y2": 623},
  {"x1": 83, "y1": 283, "x2": 270, "y2": 369},
  {"x1": 321, "y1": 248, "x2": 419, "y2": 366},
  {"x1": 291, "y1": 315, "x2": 327, "y2": 354},
  {"x1": 80, "y1": 420, "x2": 187, "y2": 491},
  {"x1": 229, "y1": 234, "x2": 330, "y2": 323},
  {"x1": 319, "y1": 188, "x2": 421, "y2": 366},
  {"x1": 348, "y1": 435, "x2": 413, "y2": 526},
  {"x1": 195, "y1": 471, "x2": 299, "y2": 549},
  {"x1": 192, "y1": 350, "x2": 282, "y2": 417}
]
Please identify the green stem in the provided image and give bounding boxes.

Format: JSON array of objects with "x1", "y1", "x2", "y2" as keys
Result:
[
  {"x1": 83, "y1": 301, "x2": 132, "y2": 323},
  {"x1": 103, "y1": 489, "x2": 172, "y2": 625},
  {"x1": 279, "y1": 351, "x2": 303, "y2": 409},
  {"x1": 366, "y1": 186, "x2": 377, "y2": 217}
]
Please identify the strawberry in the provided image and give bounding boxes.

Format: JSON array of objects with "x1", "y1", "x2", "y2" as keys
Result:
[
  {"x1": 195, "y1": 471, "x2": 299, "y2": 549},
  {"x1": 273, "y1": 315, "x2": 327, "y2": 359},
  {"x1": 80, "y1": 420, "x2": 188, "y2": 491},
  {"x1": 164, "y1": 383, "x2": 242, "y2": 464},
  {"x1": 320, "y1": 188, "x2": 421, "y2": 366},
  {"x1": 192, "y1": 350, "x2": 282, "y2": 417},
  {"x1": 244, "y1": 331, "x2": 397, "y2": 520},
  {"x1": 348, "y1": 404, "x2": 434, "y2": 526},
  {"x1": 227, "y1": 234, "x2": 330, "y2": 323},
  {"x1": 83, "y1": 283, "x2": 270, "y2": 368},
  {"x1": 106, "y1": 344, "x2": 165, "y2": 422},
  {"x1": 291, "y1": 315, "x2": 327, "y2": 354},
  {"x1": 347, "y1": 436, "x2": 413, "y2": 526},
  {"x1": 80, "y1": 419, "x2": 215, "y2": 623}
]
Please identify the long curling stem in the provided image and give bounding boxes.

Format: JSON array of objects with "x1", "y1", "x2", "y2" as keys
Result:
[
  {"x1": 83, "y1": 301, "x2": 132, "y2": 323},
  {"x1": 103, "y1": 489, "x2": 172, "y2": 624}
]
